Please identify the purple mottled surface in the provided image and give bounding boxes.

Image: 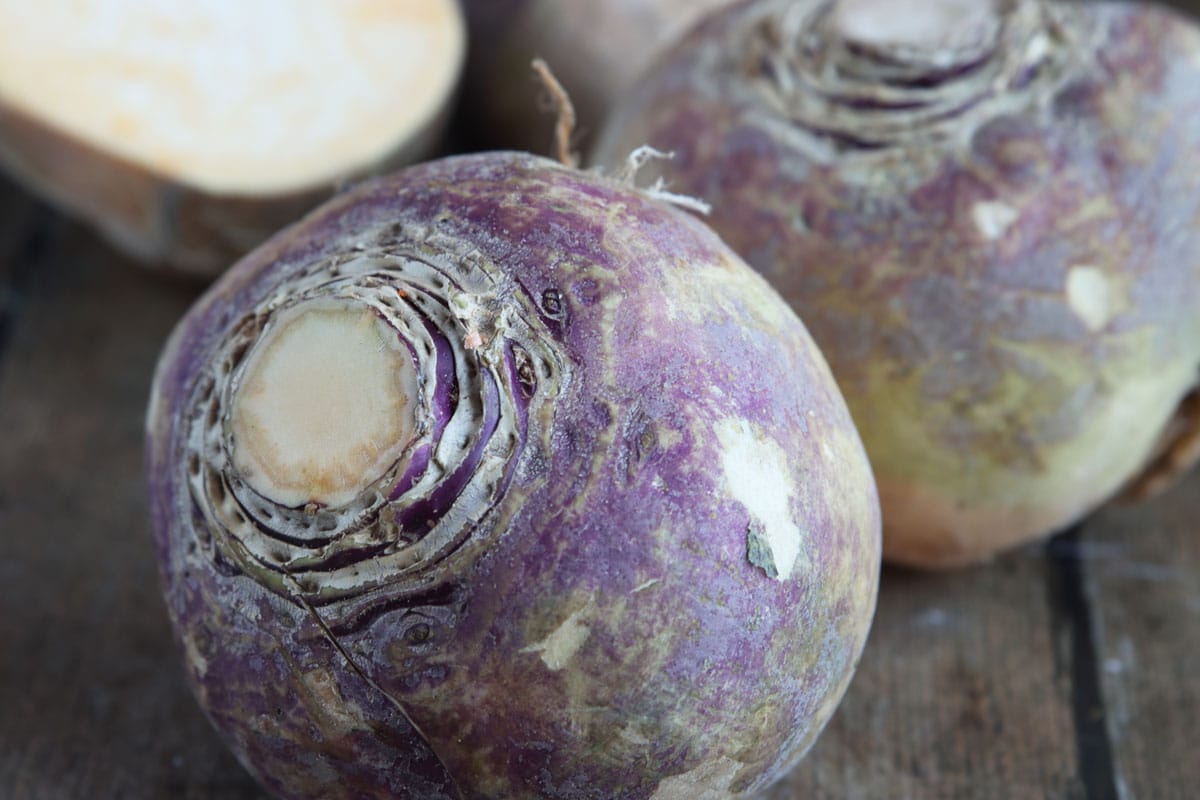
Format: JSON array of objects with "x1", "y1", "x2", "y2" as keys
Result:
[
  {"x1": 594, "y1": 0, "x2": 1200, "y2": 567},
  {"x1": 146, "y1": 152, "x2": 881, "y2": 799}
]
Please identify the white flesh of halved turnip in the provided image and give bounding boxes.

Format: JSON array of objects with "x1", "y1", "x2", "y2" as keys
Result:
[{"x1": 0, "y1": 0, "x2": 465, "y2": 274}]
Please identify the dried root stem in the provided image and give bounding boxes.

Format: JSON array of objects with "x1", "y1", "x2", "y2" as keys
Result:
[
  {"x1": 617, "y1": 145, "x2": 712, "y2": 215},
  {"x1": 531, "y1": 59, "x2": 579, "y2": 169}
]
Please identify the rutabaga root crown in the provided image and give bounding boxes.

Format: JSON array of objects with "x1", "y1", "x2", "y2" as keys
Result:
[
  {"x1": 593, "y1": 0, "x2": 1200, "y2": 568},
  {"x1": 726, "y1": 0, "x2": 1089, "y2": 163},
  {"x1": 146, "y1": 152, "x2": 882, "y2": 799},
  {"x1": 176, "y1": 223, "x2": 561, "y2": 603},
  {"x1": 227, "y1": 300, "x2": 422, "y2": 510}
]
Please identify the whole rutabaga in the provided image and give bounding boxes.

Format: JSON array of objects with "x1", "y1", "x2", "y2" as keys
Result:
[
  {"x1": 145, "y1": 153, "x2": 881, "y2": 799},
  {"x1": 593, "y1": 0, "x2": 1200, "y2": 567}
]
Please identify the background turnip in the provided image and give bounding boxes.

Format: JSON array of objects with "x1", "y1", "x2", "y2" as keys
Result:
[
  {"x1": 0, "y1": 0, "x2": 464, "y2": 276},
  {"x1": 593, "y1": 0, "x2": 1200, "y2": 568},
  {"x1": 145, "y1": 152, "x2": 881, "y2": 799}
]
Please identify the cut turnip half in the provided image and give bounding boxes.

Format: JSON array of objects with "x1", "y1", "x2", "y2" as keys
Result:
[{"x1": 0, "y1": 0, "x2": 465, "y2": 275}]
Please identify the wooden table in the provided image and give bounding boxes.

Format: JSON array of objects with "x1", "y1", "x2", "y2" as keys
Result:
[{"x1": 0, "y1": 171, "x2": 1196, "y2": 800}]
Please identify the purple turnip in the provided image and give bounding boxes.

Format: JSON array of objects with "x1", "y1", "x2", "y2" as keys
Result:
[
  {"x1": 593, "y1": 0, "x2": 1200, "y2": 567},
  {"x1": 145, "y1": 152, "x2": 881, "y2": 799},
  {"x1": 0, "y1": 0, "x2": 464, "y2": 276}
]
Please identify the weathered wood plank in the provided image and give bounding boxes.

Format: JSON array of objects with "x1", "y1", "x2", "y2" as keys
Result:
[
  {"x1": 0, "y1": 189, "x2": 262, "y2": 799},
  {"x1": 1075, "y1": 474, "x2": 1200, "y2": 800},
  {"x1": 0, "y1": 180, "x2": 46, "y2": 357},
  {"x1": 768, "y1": 552, "x2": 1083, "y2": 799},
  {"x1": 1046, "y1": 529, "x2": 1121, "y2": 800}
]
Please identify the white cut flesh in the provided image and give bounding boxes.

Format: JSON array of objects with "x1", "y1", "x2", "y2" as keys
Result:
[
  {"x1": 0, "y1": 0, "x2": 465, "y2": 271},
  {"x1": 0, "y1": 0, "x2": 464, "y2": 192},
  {"x1": 231, "y1": 301, "x2": 420, "y2": 509}
]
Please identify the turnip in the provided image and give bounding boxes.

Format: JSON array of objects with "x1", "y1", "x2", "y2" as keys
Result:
[
  {"x1": 593, "y1": 0, "x2": 1200, "y2": 568},
  {"x1": 459, "y1": 0, "x2": 732, "y2": 152},
  {"x1": 0, "y1": 0, "x2": 464, "y2": 276},
  {"x1": 145, "y1": 152, "x2": 881, "y2": 799}
]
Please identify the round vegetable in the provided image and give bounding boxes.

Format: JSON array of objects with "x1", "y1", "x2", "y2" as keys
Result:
[
  {"x1": 459, "y1": 0, "x2": 732, "y2": 152},
  {"x1": 145, "y1": 152, "x2": 881, "y2": 799},
  {"x1": 0, "y1": 0, "x2": 464, "y2": 276},
  {"x1": 593, "y1": 0, "x2": 1200, "y2": 567}
]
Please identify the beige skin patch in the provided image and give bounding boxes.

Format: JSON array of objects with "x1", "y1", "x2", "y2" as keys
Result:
[
  {"x1": 1066, "y1": 265, "x2": 1117, "y2": 332},
  {"x1": 230, "y1": 300, "x2": 418, "y2": 509},
  {"x1": 715, "y1": 419, "x2": 804, "y2": 581},
  {"x1": 298, "y1": 668, "x2": 370, "y2": 739},
  {"x1": 650, "y1": 756, "x2": 743, "y2": 800},
  {"x1": 971, "y1": 200, "x2": 1020, "y2": 240},
  {"x1": 519, "y1": 601, "x2": 594, "y2": 671}
]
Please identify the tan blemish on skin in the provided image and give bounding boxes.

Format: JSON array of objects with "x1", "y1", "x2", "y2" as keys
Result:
[
  {"x1": 298, "y1": 668, "x2": 369, "y2": 738},
  {"x1": 520, "y1": 601, "x2": 593, "y2": 671},
  {"x1": 1063, "y1": 195, "x2": 1115, "y2": 227},
  {"x1": 971, "y1": 200, "x2": 1019, "y2": 240},
  {"x1": 715, "y1": 419, "x2": 805, "y2": 581},
  {"x1": 650, "y1": 756, "x2": 743, "y2": 800},
  {"x1": 658, "y1": 427, "x2": 683, "y2": 450},
  {"x1": 182, "y1": 632, "x2": 208, "y2": 678},
  {"x1": 1066, "y1": 265, "x2": 1116, "y2": 332},
  {"x1": 619, "y1": 726, "x2": 652, "y2": 746}
]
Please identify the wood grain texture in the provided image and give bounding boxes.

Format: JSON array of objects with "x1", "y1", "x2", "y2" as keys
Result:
[
  {"x1": 0, "y1": 168, "x2": 1197, "y2": 800},
  {"x1": 0, "y1": 188, "x2": 262, "y2": 800},
  {"x1": 1076, "y1": 475, "x2": 1200, "y2": 800},
  {"x1": 769, "y1": 554, "x2": 1083, "y2": 800}
]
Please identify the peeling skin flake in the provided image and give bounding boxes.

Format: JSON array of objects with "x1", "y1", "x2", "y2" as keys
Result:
[
  {"x1": 746, "y1": 523, "x2": 779, "y2": 579},
  {"x1": 631, "y1": 578, "x2": 661, "y2": 593}
]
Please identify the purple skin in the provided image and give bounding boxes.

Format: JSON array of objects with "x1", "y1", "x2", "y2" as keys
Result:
[
  {"x1": 145, "y1": 152, "x2": 881, "y2": 799},
  {"x1": 593, "y1": 0, "x2": 1200, "y2": 567}
]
